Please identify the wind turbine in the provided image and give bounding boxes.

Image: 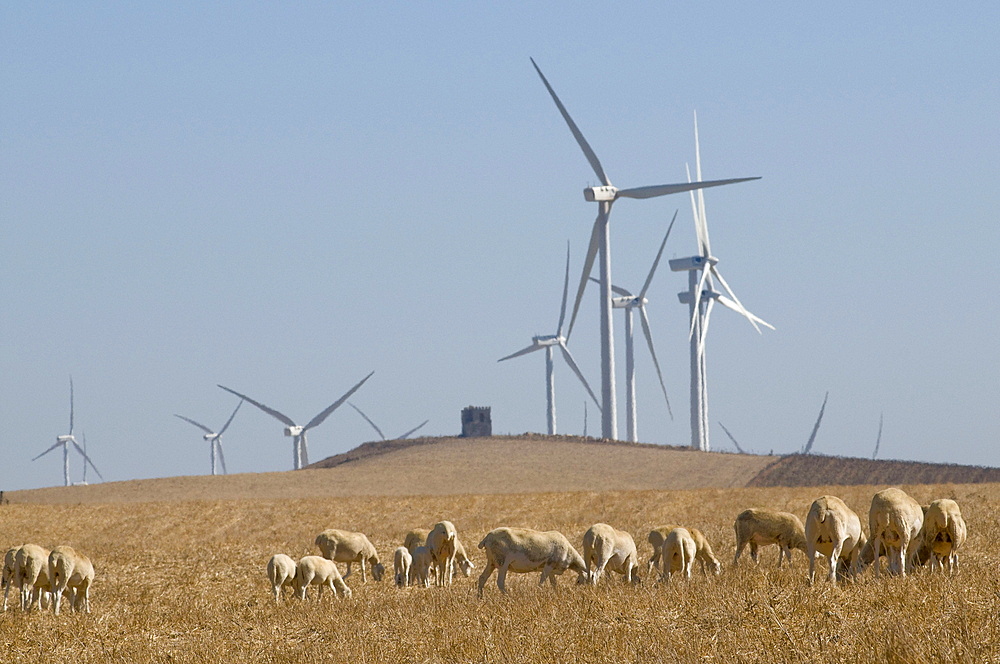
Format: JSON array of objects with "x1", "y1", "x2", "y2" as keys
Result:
[
  {"x1": 174, "y1": 399, "x2": 244, "y2": 475},
  {"x1": 669, "y1": 113, "x2": 774, "y2": 451},
  {"x1": 718, "y1": 421, "x2": 748, "y2": 454},
  {"x1": 872, "y1": 413, "x2": 884, "y2": 460},
  {"x1": 592, "y1": 211, "x2": 677, "y2": 442},
  {"x1": 348, "y1": 403, "x2": 429, "y2": 441},
  {"x1": 31, "y1": 378, "x2": 104, "y2": 487},
  {"x1": 802, "y1": 392, "x2": 829, "y2": 454},
  {"x1": 218, "y1": 371, "x2": 374, "y2": 470},
  {"x1": 498, "y1": 242, "x2": 601, "y2": 436},
  {"x1": 530, "y1": 58, "x2": 760, "y2": 440}
]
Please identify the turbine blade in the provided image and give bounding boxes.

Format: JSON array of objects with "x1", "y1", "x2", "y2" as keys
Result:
[
  {"x1": 873, "y1": 412, "x2": 883, "y2": 460},
  {"x1": 68, "y1": 376, "x2": 74, "y2": 435},
  {"x1": 72, "y1": 440, "x2": 104, "y2": 481},
  {"x1": 217, "y1": 441, "x2": 228, "y2": 474},
  {"x1": 349, "y1": 402, "x2": 386, "y2": 440},
  {"x1": 718, "y1": 421, "x2": 746, "y2": 454},
  {"x1": 174, "y1": 414, "x2": 214, "y2": 435},
  {"x1": 698, "y1": 298, "x2": 716, "y2": 357},
  {"x1": 713, "y1": 293, "x2": 776, "y2": 330},
  {"x1": 217, "y1": 399, "x2": 243, "y2": 435},
  {"x1": 217, "y1": 385, "x2": 297, "y2": 427},
  {"x1": 304, "y1": 371, "x2": 375, "y2": 431},
  {"x1": 498, "y1": 343, "x2": 542, "y2": 362},
  {"x1": 686, "y1": 164, "x2": 708, "y2": 256},
  {"x1": 529, "y1": 58, "x2": 610, "y2": 186},
  {"x1": 803, "y1": 392, "x2": 829, "y2": 455},
  {"x1": 639, "y1": 210, "x2": 677, "y2": 300},
  {"x1": 566, "y1": 210, "x2": 604, "y2": 340},
  {"x1": 693, "y1": 111, "x2": 712, "y2": 257},
  {"x1": 710, "y1": 266, "x2": 765, "y2": 334},
  {"x1": 558, "y1": 341, "x2": 601, "y2": 412},
  {"x1": 589, "y1": 276, "x2": 632, "y2": 297},
  {"x1": 688, "y1": 266, "x2": 712, "y2": 340},
  {"x1": 615, "y1": 177, "x2": 760, "y2": 201},
  {"x1": 638, "y1": 306, "x2": 672, "y2": 419},
  {"x1": 398, "y1": 420, "x2": 429, "y2": 439},
  {"x1": 556, "y1": 241, "x2": 570, "y2": 337},
  {"x1": 32, "y1": 441, "x2": 63, "y2": 461}
]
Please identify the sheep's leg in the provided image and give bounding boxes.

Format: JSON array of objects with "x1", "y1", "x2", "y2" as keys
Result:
[
  {"x1": 477, "y1": 561, "x2": 495, "y2": 597},
  {"x1": 359, "y1": 558, "x2": 367, "y2": 584},
  {"x1": 538, "y1": 564, "x2": 551, "y2": 587},
  {"x1": 749, "y1": 542, "x2": 759, "y2": 565},
  {"x1": 828, "y1": 541, "x2": 844, "y2": 584},
  {"x1": 343, "y1": 562, "x2": 353, "y2": 580},
  {"x1": 647, "y1": 551, "x2": 660, "y2": 575},
  {"x1": 733, "y1": 538, "x2": 746, "y2": 566},
  {"x1": 496, "y1": 563, "x2": 510, "y2": 593}
]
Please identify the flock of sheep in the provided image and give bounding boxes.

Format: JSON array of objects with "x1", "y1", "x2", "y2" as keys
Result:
[
  {"x1": 2, "y1": 544, "x2": 94, "y2": 615},
  {"x1": 267, "y1": 487, "x2": 968, "y2": 601}
]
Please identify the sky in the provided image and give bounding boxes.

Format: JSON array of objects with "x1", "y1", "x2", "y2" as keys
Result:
[{"x1": 2, "y1": 3, "x2": 998, "y2": 491}]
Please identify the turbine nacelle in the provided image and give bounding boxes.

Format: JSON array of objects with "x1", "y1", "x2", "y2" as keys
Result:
[
  {"x1": 584, "y1": 185, "x2": 618, "y2": 202},
  {"x1": 203, "y1": 433, "x2": 218, "y2": 441},
  {"x1": 611, "y1": 295, "x2": 647, "y2": 309},
  {"x1": 532, "y1": 335, "x2": 562, "y2": 347},
  {"x1": 284, "y1": 425, "x2": 304, "y2": 437},
  {"x1": 677, "y1": 290, "x2": 718, "y2": 305},
  {"x1": 56, "y1": 435, "x2": 75, "y2": 444},
  {"x1": 668, "y1": 255, "x2": 718, "y2": 272}
]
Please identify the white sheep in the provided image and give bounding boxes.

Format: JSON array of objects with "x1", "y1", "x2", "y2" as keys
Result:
[
  {"x1": 2, "y1": 546, "x2": 20, "y2": 611},
  {"x1": 453, "y1": 535, "x2": 476, "y2": 578},
  {"x1": 266, "y1": 553, "x2": 297, "y2": 601},
  {"x1": 477, "y1": 527, "x2": 587, "y2": 596},
  {"x1": 805, "y1": 495, "x2": 866, "y2": 584},
  {"x1": 49, "y1": 545, "x2": 94, "y2": 615},
  {"x1": 315, "y1": 529, "x2": 385, "y2": 583},
  {"x1": 403, "y1": 528, "x2": 430, "y2": 554},
  {"x1": 405, "y1": 527, "x2": 475, "y2": 580},
  {"x1": 733, "y1": 509, "x2": 808, "y2": 568},
  {"x1": 15, "y1": 544, "x2": 51, "y2": 612},
  {"x1": 582, "y1": 523, "x2": 640, "y2": 584},
  {"x1": 410, "y1": 546, "x2": 433, "y2": 588},
  {"x1": 648, "y1": 526, "x2": 721, "y2": 576},
  {"x1": 295, "y1": 555, "x2": 352, "y2": 600},
  {"x1": 659, "y1": 527, "x2": 697, "y2": 581},
  {"x1": 868, "y1": 487, "x2": 924, "y2": 577},
  {"x1": 393, "y1": 546, "x2": 412, "y2": 588},
  {"x1": 426, "y1": 521, "x2": 458, "y2": 587},
  {"x1": 915, "y1": 498, "x2": 967, "y2": 574}
]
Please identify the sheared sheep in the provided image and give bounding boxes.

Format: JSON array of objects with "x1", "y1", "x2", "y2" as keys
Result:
[
  {"x1": 295, "y1": 555, "x2": 352, "y2": 600},
  {"x1": 733, "y1": 509, "x2": 808, "y2": 568},
  {"x1": 582, "y1": 523, "x2": 640, "y2": 584},
  {"x1": 393, "y1": 546, "x2": 412, "y2": 588},
  {"x1": 315, "y1": 529, "x2": 385, "y2": 583},
  {"x1": 405, "y1": 527, "x2": 475, "y2": 579},
  {"x1": 2, "y1": 546, "x2": 19, "y2": 611},
  {"x1": 410, "y1": 546, "x2": 433, "y2": 588},
  {"x1": 15, "y1": 544, "x2": 51, "y2": 612},
  {"x1": 266, "y1": 553, "x2": 297, "y2": 602},
  {"x1": 427, "y1": 521, "x2": 458, "y2": 587},
  {"x1": 660, "y1": 527, "x2": 697, "y2": 581},
  {"x1": 649, "y1": 527, "x2": 722, "y2": 576},
  {"x1": 454, "y1": 535, "x2": 476, "y2": 577},
  {"x1": 403, "y1": 528, "x2": 430, "y2": 554},
  {"x1": 477, "y1": 527, "x2": 587, "y2": 596},
  {"x1": 868, "y1": 488, "x2": 924, "y2": 577},
  {"x1": 49, "y1": 545, "x2": 94, "y2": 615},
  {"x1": 915, "y1": 498, "x2": 967, "y2": 574},
  {"x1": 805, "y1": 495, "x2": 865, "y2": 584}
]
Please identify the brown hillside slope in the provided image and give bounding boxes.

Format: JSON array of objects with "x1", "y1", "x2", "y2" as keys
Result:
[{"x1": 749, "y1": 453, "x2": 1000, "y2": 487}]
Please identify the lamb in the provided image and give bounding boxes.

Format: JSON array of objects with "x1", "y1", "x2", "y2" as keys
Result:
[
  {"x1": 648, "y1": 526, "x2": 721, "y2": 576},
  {"x1": 453, "y1": 535, "x2": 476, "y2": 577},
  {"x1": 426, "y1": 521, "x2": 459, "y2": 587},
  {"x1": 2, "y1": 546, "x2": 19, "y2": 611},
  {"x1": 582, "y1": 523, "x2": 640, "y2": 584},
  {"x1": 295, "y1": 555, "x2": 352, "y2": 600},
  {"x1": 15, "y1": 544, "x2": 51, "y2": 612},
  {"x1": 49, "y1": 545, "x2": 94, "y2": 615},
  {"x1": 266, "y1": 553, "x2": 297, "y2": 601},
  {"x1": 393, "y1": 546, "x2": 412, "y2": 588},
  {"x1": 405, "y1": 527, "x2": 475, "y2": 579},
  {"x1": 805, "y1": 495, "x2": 866, "y2": 584},
  {"x1": 476, "y1": 527, "x2": 587, "y2": 596},
  {"x1": 659, "y1": 527, "x2": 697, "y2": 581},
  {"x1": 315, "y1": 529, "x2": 385, "y2": 583},
  {"x1": 733, "y1": 509, "x2": 808, "y2": 567},
  {"x1": 867, "y1": 487, "x2": 924, "y2": 577},
  {"x1": 915, "y1": 498, "x2": 967, "y2": 574},
  {"x1": 410, "y1": 546, "x2": 434, "y2": 588}
]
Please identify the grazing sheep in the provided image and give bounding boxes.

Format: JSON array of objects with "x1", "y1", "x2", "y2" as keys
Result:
[
  {"x1": 915, "y1": 499, "x2": 967, "y2": 574},
  {"x1": 393, "y1": 546, "x2": 412, "y2": 588},
  {"x1": 2, "y1": 546, "x2": 20, "y2": 612},
  {"x1": 646, "y1": 525, "x2": 680, "y2": 573},
  {"x1": 266, "y1": 554, "x2": 297, "y2": 602},
  {"x1": 733, "y1": 509, "x2": 808, "y2": 568},
  {"x1": 660, "y1": 527, "x2": 697, "y2": 581},
  {"x1": 582, "y1": 523, "x2": 640, "y2": 585},
  {"x1": 15, "y1": 544, "x2": 51, "y2": 612},
  {"x1": 49, "y1": 545, "x2": 94, "y2": 615},
  {"x1": 405, "y1": 527, "x2": 475, "y2": 580},
  {"x1": 868, "y1": 488, "x2": 924, "y2": 577},
  {"x1": 426, "y1": 521, "x2": 459, "y2": 587},
  {"x1": 295, "y1": 556, "x2": 352, "y2": 600},
  {"x1": 690, "y1": 528, "x2": 723, "y2": 576},
  {"x1": 476, "y1": 527, "x2": 587, "y2": 596},
  {"x1": 805, "y1": 495, "x2": 865, "y2": 584},
  {"x1": 403, "y1": 528, "x2": 431, "y2": 554},
  {"x1": 315, "y1": 529, "x2": 385, "y2": 583},
  {"x1": 410, "y1": 546, "x2": 433, "y2": 588},
  {"x1": 454, "y1": 535, "x2": 476, "y2": 577}
]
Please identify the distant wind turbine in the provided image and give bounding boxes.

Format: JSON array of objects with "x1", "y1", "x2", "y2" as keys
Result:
[
  {"x1": 31, "y1": 378, "x2": 104, "y2": 487},
  {"x1": 530, "y1": 58, "x2": 760, "y2": 440},
  {"x1": 218, "y1": 371, "x2": 374, "y2": 470},
  {"x1": 802, "y1": 392, "x2": 829, "y2": 455},
  {"x1": 348, "y1": 402, "x2": 429, "y2": 441},
  {"x1": 872, "y1": 413, "x2": 884, "y2": 460},
  {"x1": 499, "y1": 242, "x2": 601, "y2": 435},
  {"x1": 174, "y1": 399, "x2": 244, "y2": 475},
  {"x1": 718, "y1": 422, "x2": 747, "y2": 454}
]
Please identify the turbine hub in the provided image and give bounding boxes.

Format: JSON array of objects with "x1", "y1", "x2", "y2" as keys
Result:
[
  {"x1": 584, "y1": 185, "x2": 617, "y2": 202},
  {"x1": 56, "y1": 435, "x2": 75, "y2": 443},
  {"x1": 532, "y1": 335, "x2": 560, "y2": 347},
  {"x1": 284, "y1": 425, "x2": 304, "y2": 437}
]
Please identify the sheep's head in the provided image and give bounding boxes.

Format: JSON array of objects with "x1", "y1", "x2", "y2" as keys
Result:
[
  {"x1": 708, "y1": 559, "x2": 722, "y2": 575},
  {"x1": 457, "y1": 558, "x2": 475, "y2": 577},
  {"x1": 371, "y1": 562, "x2": 386, "y2": 582}
]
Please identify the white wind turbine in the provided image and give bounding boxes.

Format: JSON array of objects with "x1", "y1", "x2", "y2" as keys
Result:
[
  {"x1": 218, "y1": 371, "x2": 374, "y2": 470},
  {"x1": 592, "y1": 211, "x2": 678, "y2": 442},
  {"x1": 530, "y1": 58, "x2": 760, "y2": 440},
  {"x1": 31, "y1": 378, "x2": 104, "y2": 487},
  {"x1": 174, "y1": 399, "x2": 244, "y2": 475},
  {"x1": 498, "y1": 242, "x2": 601, "y2": 436},
  {"x1": 669, "y1": 113, "x2": 774, "y2": 451},
  {"x1": 348, "y1": 403, "x2": 429, "y2": 441}
]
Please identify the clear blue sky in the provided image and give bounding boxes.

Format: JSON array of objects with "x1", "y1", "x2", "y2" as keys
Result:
[{"x1": 2, "y1": 3, "x2": 998, "y2": 490}]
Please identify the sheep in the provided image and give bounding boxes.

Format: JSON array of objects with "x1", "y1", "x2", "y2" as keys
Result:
[
  {"x1": 295, "y1": 555, "x2": 352, "y2": 600},
  {"x1": 266, "y1": 553, "x2": 297, "y2": 602},
  {"x1": 476, "y1": 527, "x2": 587, "y2": 596},
  {"x1": 805, "y1": 495, "x2": 866, "y2": 584},
  {"x1": 649, "y1": 526, "x2": 722, "y2": 577},
  {"x1": 49, "y1": 545, "x2": 94, "y2": 615},
  {"x1": 454, "y1": 535, "x2": 476, "y2": 578},
  {"x1": 426, "y1": 521, "x2": 458, "y2": 587},
  {"x1": 914, "y1": 498, "x2": 967, "y2": 574},
  {"x1": 410, "y1": 546, "x2": 434, "y2": 588},
  {"x1": 405, "y1": 527, "x2": 475, "y2": 579},
  {"x1": 2, "y1": 546, "x2": 20, "y2": 612},
  {"x1": 315, "y1": 529, "x2": 385, "y2": 583},
  {"x1": 15, "y1": 544, "x2": 51, "y2": 612},
  {"x1": 582, "y1": 523, "x2": 640, "y2": 585},
  {"x1": 733, "y1": 509, "x2": 808, "y2": 568},
  {"x1": 660, "y1": 527, "x2": 697, "y2": 581},
  {"x1": 393, "y1": 546, "x2": 412, "y2": 588},
  {"x1": 867, "y1": 487, "x2": 924, "y2": 577},
  {"x1": 403, "y1": 528, "x2": 430, "y2": 554}
]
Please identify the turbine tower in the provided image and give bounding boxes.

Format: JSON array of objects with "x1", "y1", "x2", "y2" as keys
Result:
[
  {"x1": 802, "y1": 392, "x2": 829, "y2": 454},
  {"x1": 174, "y1": 398, "x2": 244, "y2": 475},
  {"x1": 218, "y1": 371, "x2": 374, "y2": 470},
  {"x1": 530, "y1": 59, "x2": 760, "y2": 440},
  {"x1": 31, "y1": 378, "x2": 104, "y2": 486},
  {"x1": 669, "y1": 113, "x2": 774, "y2": 451},
  {"x1": 498, "y1": 242, "x2": 601, "y2": 435},
  {"x1": 348, "y1": 402, "x2": 429, "y2": 441}
]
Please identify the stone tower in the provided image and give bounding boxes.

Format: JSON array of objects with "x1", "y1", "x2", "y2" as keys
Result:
[{"x1": 461, "y1": 406, "x2": 492, "y2": 437}]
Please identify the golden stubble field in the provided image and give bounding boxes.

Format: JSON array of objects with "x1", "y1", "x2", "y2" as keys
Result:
[{"x1": 2, "y1": 483, "x2": 999, "y2": 663}]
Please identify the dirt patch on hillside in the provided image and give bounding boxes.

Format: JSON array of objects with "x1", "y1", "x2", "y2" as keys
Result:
[{"x1": 747, "y1": 453, "x2": 1000, "y2": 487}]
